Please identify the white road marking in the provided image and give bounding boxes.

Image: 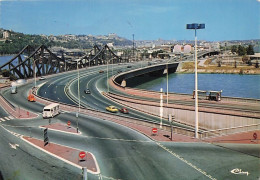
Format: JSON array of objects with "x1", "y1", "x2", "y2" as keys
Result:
[
  {"x1": 156, "y1": 142, "x2": 217, "y2": 180},
  {"x1": 9, "y1": 143, "x2": 19, "y2": 150},
  {"x1": 8, "y1": 116, "x2": 14, "y2": 119},
  {"x1": 0, "y1": 118, "x2": 4, "y2": 122},
  {"x1": 4, "y1": 117, "x2": 10, "y2": 120}
]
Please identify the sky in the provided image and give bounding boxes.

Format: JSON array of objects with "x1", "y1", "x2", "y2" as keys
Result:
[{"x1": 0, "y1": 0, "x2": 259, "y2": 41}]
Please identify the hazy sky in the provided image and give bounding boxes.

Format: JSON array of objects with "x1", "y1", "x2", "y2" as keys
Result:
[{"x1": 0, "y1": 0, "x2": 259, "y2": 41}]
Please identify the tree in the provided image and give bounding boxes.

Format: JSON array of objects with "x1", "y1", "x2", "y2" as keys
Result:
[
  {"x1": 247, "y1": 45, "x2": 254, "y2": 55},
  {"x1": 237, "y1": 45, "x2": 246, "y2": 56},
  {"x1": 231, "y1": 45, "x2": 237, "y2": 54},
  {"x1": 255, "y1": 61, "x2": 259, "y2": 68}
]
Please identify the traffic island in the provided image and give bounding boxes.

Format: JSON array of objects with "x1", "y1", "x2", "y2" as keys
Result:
[
  {"x1": 41, "y1": 123, "x2": 80, "y2": 134},
  {"x1": 22, "y1": 136, "x2": 100, "y2": 174},
  {"x1": 0, "y1": 95, "x2": 38, "y2": 119}
]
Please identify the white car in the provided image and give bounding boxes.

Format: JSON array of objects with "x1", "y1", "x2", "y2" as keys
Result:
[{"x1": 39, "y1": 77, "x2": 46, "y2": 80}]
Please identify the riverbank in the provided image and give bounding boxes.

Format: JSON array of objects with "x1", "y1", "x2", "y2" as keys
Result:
[{"x1": 179, "y1": 62, "x2": 260, "y2": 75}]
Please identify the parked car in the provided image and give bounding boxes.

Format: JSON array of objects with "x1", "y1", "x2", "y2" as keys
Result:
[
  {"x1": 84, "y1": 88, "x2": 91, "y2": 94},
  {"x1": 106, "y1": 106, "x2": 118, "y2": 113},
  {"x1": 119, "y1": 107, "x2": 129, "y2": 114},
  {"x1": 99, "y1": 70, "x2": 104, "y2": 73},
  {"x1": 127, "y1": 65, "x2": 132, "y2": 68}
]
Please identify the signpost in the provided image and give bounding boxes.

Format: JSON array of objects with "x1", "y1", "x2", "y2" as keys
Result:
[
  {"x1": 67, "y1": 121, "x2": 71, "y2": 127},
  {"x1": 79, "y1": 152, "x2": 88, "y2": 179},
  {"x1": 169, "y1": 114, "x2": 174, "y2": 141},
  {"x1": 43, "y1": 128, "x2": 49, "y2": 146},
  {"x1": 82, "y1": 167, "x2": 88, "y2": 180},
  {"x1": 152, "y1": 128, "x2": 158, "y2": 135},
  {"x1": 76, "y1": 112, "x2": 79, "y2": 133}
]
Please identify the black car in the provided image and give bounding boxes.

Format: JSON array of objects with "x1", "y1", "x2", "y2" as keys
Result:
[
  {"x1": 127, "y1": 65, "x2": 132, "y2": 68},
  {"x1": 84, "y1": 88, "x2": 91, "y2": 94}
]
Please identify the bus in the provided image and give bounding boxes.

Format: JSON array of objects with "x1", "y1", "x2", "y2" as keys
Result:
[{"x1": 43, "y1": 103, "x2": 60, "y2": 118}]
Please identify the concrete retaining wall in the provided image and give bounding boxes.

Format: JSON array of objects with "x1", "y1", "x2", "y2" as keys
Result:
[{"x1": 105, "y1": 92, "x2": 260, "y2": 136}]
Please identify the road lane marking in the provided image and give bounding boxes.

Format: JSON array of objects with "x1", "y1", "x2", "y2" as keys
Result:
[
  {"x1": 8, "y1": 116, "x2": 14, "y2": 119},
  {"x1": 156, "y1": 142, "x2": 217, "y2": 180},
  {"x1": 0, "y1": 118, "x2": 4, "y2": 122},
  {"x1": 9, "y1": 143, "x2": 19, "y2": 150},
  {"x1": 4, "y1": 117, "x2": 10, "y2": 120}
]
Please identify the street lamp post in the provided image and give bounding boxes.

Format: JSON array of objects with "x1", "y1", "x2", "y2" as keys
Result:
[
  {"x1": 186, "y1": 23, "x2": 205, "y2": 138},
  {"x1": 107, "y1": 58, "x2": 109, "y2": 93},
  {"x1": 166, "y1": 62, "x2": 169, "y2": 105},
  {"x1": 34, "y1": 60, "x2": 36, "y2": 88},
  {"x1": 77, "y1": 61, "x2": 80, "y2": 133},
  {"x1": 33, "y1": 59, "x2": 38, "y2": 88}
]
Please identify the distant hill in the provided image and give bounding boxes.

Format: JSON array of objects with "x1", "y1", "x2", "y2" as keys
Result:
[{"x1": 0, "y1": 28, "x2": 132, "y2": 55}]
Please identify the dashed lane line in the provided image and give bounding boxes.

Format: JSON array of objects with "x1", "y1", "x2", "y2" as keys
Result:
[
  {"x1": 4, "y1": 117, "x2": 10, "y2": 121},
  {"x1": 156, "y1": 142, "x2": 217, "y2": 180}
]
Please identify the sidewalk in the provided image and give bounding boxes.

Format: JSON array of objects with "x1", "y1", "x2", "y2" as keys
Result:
[
  {"x1": 0, "y1": 95, "x2": 38, "y2": 119},
  {"x1": 204, "y1": 130, "x2": 260, "y2": 144}
]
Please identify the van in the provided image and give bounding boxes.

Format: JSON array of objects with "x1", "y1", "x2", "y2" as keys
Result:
[
  {"x1": 11, "y1": 86, "x2": 17, "y2": 94},
  {"x1": 43, "y1": 103, "x2": 60, "y2": 118}
]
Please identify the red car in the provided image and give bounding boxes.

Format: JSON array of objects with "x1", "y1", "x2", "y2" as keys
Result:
[{"x1": 120, "y1": 108, "x2": 129, "y2": 114}]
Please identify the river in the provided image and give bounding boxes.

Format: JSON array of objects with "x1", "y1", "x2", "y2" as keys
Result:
[
  {"x1": 127, "y1": 73, "x2": 260, "y2": 99},
  {"x1": 1, "y1": 55, "x2": 260, "y2": 99},
  {"x1": 0, "y1": 55, "x2": 22, "y2": 67}
]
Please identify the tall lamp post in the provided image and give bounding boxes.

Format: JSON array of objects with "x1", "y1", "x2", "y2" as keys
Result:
[
  {"x1": 77, "y1": 60, "x2": 80, "y2": 133},
  {"x1": 33, "y1": 58, "x2": 40, "y2": 88},
  {"x1": 186, "y1": 23, "x2": 205, "y2": 138}
]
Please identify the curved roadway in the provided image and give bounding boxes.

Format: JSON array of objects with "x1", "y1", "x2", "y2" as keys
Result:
[{"x1": 0, "y1": 63, "x2": 259, "y2": 180}]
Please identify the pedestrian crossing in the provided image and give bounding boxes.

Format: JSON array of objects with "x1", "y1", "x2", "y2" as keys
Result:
[{"x1": 0, "y1": 115, "x2": 14, "y2": 122}]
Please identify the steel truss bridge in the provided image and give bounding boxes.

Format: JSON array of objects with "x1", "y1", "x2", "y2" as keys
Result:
[{"x1": 0, "y1": 44, "x2": 126, "y2": 79}]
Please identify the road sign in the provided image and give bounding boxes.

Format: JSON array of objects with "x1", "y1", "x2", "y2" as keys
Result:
[
  {"x1": 67, "y1": 121, "x2": 71, "y2": 126},
  {"x1": 43, "y1": 128, "x2": 49, "y2": 146},
  {"x1": 79, "y1": 151, "x2": 86, "y2": 159},
  {"x1": 152, "y1": 128, "x2": 158, "y2": 134},
  {"x1": 253, "y1": 132, "x2": 257, "y2": 140}
]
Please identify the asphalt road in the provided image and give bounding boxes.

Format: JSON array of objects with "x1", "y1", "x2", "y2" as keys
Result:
[{"x1": 0, "y1": 64, "x2": 259, "y2": 180}]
